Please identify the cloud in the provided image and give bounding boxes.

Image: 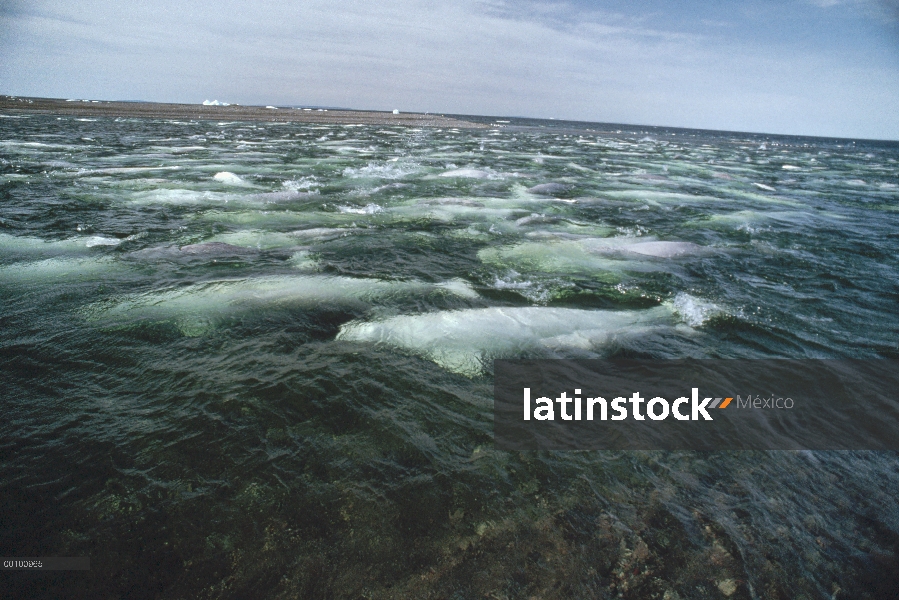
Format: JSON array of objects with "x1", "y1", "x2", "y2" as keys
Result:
[
  {"x1": 809, "y1": 0, "x2": 899, "y2": 21},
  {"x1": 700, "y1": 19, "x2": 732, "y2": 27},
  {"x1": 0, "y1": 0, "x2": 897, "y2": 138}
]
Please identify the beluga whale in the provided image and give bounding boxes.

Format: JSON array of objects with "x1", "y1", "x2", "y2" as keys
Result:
[
  {"x1": 526, "y1": 183, "x2": 570, "y2": 196},
  {"x1": 478, "y1": 236, "x2": 709, "y2": 278},
  {"x1": 0, "y1": 233, "x2": 123, "y2": 256},
  {"x1": 337, "y1": 304, "x2": 685, "y2": 377},
  {"x1": 438, "y1": 168, "x2": 493, "y2": 179},
  {"x1": 87, "y1": 275, "x2": 479, "y2": 336}
]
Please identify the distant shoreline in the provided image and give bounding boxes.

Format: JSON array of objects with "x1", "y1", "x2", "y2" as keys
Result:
[
  {"x1": 3, "y1": 95, "x2": 895, "y2": 142},
  {"x1": 0, "y1": 95, "x2": 488, "y2": 129}
]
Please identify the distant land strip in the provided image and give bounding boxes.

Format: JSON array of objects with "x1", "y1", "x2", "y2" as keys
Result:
[{"x1": 0, "y1": 96, "x2": 488, "y2": 129}]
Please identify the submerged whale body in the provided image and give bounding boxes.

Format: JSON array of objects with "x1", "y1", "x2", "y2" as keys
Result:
[
  {"x1": 479, "y1": 237, "x2": 708, "y2": 278},
  {"x1": 179, "y1": 242, "x2": 257, "y2": 255},
  {"x1": 371, "y1": 182, "x2": 409, "y2": 193},
  {"x1": 0, "y1": 256, "x2": 123, "y2": 283},
  {"x1": 126, "y1": 188, "x2": 316, "y2": 207},
  {"x1": 249, "y1": 190, "x2": 316, "y2": 203},
  {"x1": 89, "y1": 275, "x2": 479, "y2": 336},
  {"x1": 200, "y1": 228, "x2": 362, "y2": 250},
  {"x1": 439, "y1": 168, "x2": 491, "y2": 179},
  {"x1": 125, "y1": 242, "x2": 260, "y2": 260},
  {"x1": 198, "y1": 209, "x2": 374, "y2": 228},
  {"x1": 515, "y1": 215, "x2": 563, "y2": 226},
  {"x1": 288, "y1": 227, "x2": 362, "y2": 241},
  {"x1": 337, "y1": 305, "x2": 678, "y2": 377},
  {"x1": 390, "y1": 202, "x2": 528, "y2": 223},
  {"x1": 419, "y1": 198, "x2": 486, "y2": 207},
  {"x1": 203, "y1": 231, "x2": 298, "y2": 250},
  {"x1": 527, "y1": 183, "x2": 570, "y2": 196},
  {"x1": 617, "y1": 241, "x2": 705, "y2": 258},
  {"x1": 0, "y1": 233, "x2": 122, "y2": 255}
]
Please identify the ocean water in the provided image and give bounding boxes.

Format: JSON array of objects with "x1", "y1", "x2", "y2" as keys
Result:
[{"x1": 1, "y1": 113, "x2": 898, "y2": 598}]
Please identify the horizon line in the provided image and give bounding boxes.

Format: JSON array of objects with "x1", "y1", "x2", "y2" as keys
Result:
[{"x1": 2, "y1": 93, "x2": 897, "y2": 144}]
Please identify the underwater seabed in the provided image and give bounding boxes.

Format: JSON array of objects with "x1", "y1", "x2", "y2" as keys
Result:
[{"x1": 1, "y1": 113, "x2": 898, "y2": 600}]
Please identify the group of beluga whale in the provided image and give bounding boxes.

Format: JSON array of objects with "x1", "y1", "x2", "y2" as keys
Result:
[{"x1": 2, "y1": 169, "x2": 722, "y2": 376}]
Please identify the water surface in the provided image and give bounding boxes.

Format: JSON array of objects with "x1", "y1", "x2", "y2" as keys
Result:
[{"x1": 2, "y1": 113, "x2": 898, "y2": 598}]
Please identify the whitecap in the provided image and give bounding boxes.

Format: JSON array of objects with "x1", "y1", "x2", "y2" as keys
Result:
[
  {"x1": 288, "y1": 250, "x2": 319, "y2": 270},
  {"x1": 338, "y1": 204, "x2": 383, "y2": 215},
  {"x1": 492, "y1": 272, "x2": 534, "y2": 290},
  {"x1": 367, "y1": 182, "x2": 409, "y2": 195},
  {"x1": 84, "y1": 236, "x2": 122, "y2": 247},
  {"x1": 672, "y1": 293, "x2": 724, "y2": 326},
  {"x1": 282, "y1": 177, "x2": 318, "y2": 192},
  {"x1": 488, "y1": 271, "x2": 572, "y2": 304},
  {"x1": 342, "y1": 161, "x2": 419, "y2": 179}
]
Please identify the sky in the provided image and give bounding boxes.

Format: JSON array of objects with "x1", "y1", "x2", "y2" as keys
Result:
[{"x1": 1, "y1": 0, "x2": 898, "y2": 139}]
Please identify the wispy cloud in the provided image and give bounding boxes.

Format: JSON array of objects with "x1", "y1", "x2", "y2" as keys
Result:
[
  {"x1": 700, "y1": 19, "x2": 732, "y2": 27},
  {"x1": 809, "y1": 0, "x2": 899, "y2": 22}
]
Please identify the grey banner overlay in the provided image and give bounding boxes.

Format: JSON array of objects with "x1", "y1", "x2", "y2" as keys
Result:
[
  {"x1": 494, "y1": 359, "x2": 899, "y2": 450},
  {"x1": 1, "y1": 557, "x2": 90, "y2": 570}
]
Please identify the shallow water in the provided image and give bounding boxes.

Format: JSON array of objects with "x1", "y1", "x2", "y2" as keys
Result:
[{"x1": 2, "y1": 113, "x2": 899, "y2": 599}]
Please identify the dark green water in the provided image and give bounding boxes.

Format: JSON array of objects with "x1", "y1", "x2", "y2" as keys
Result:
[{"x1": 1, "y1": 112, "x2": 898, "y2": 598}]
